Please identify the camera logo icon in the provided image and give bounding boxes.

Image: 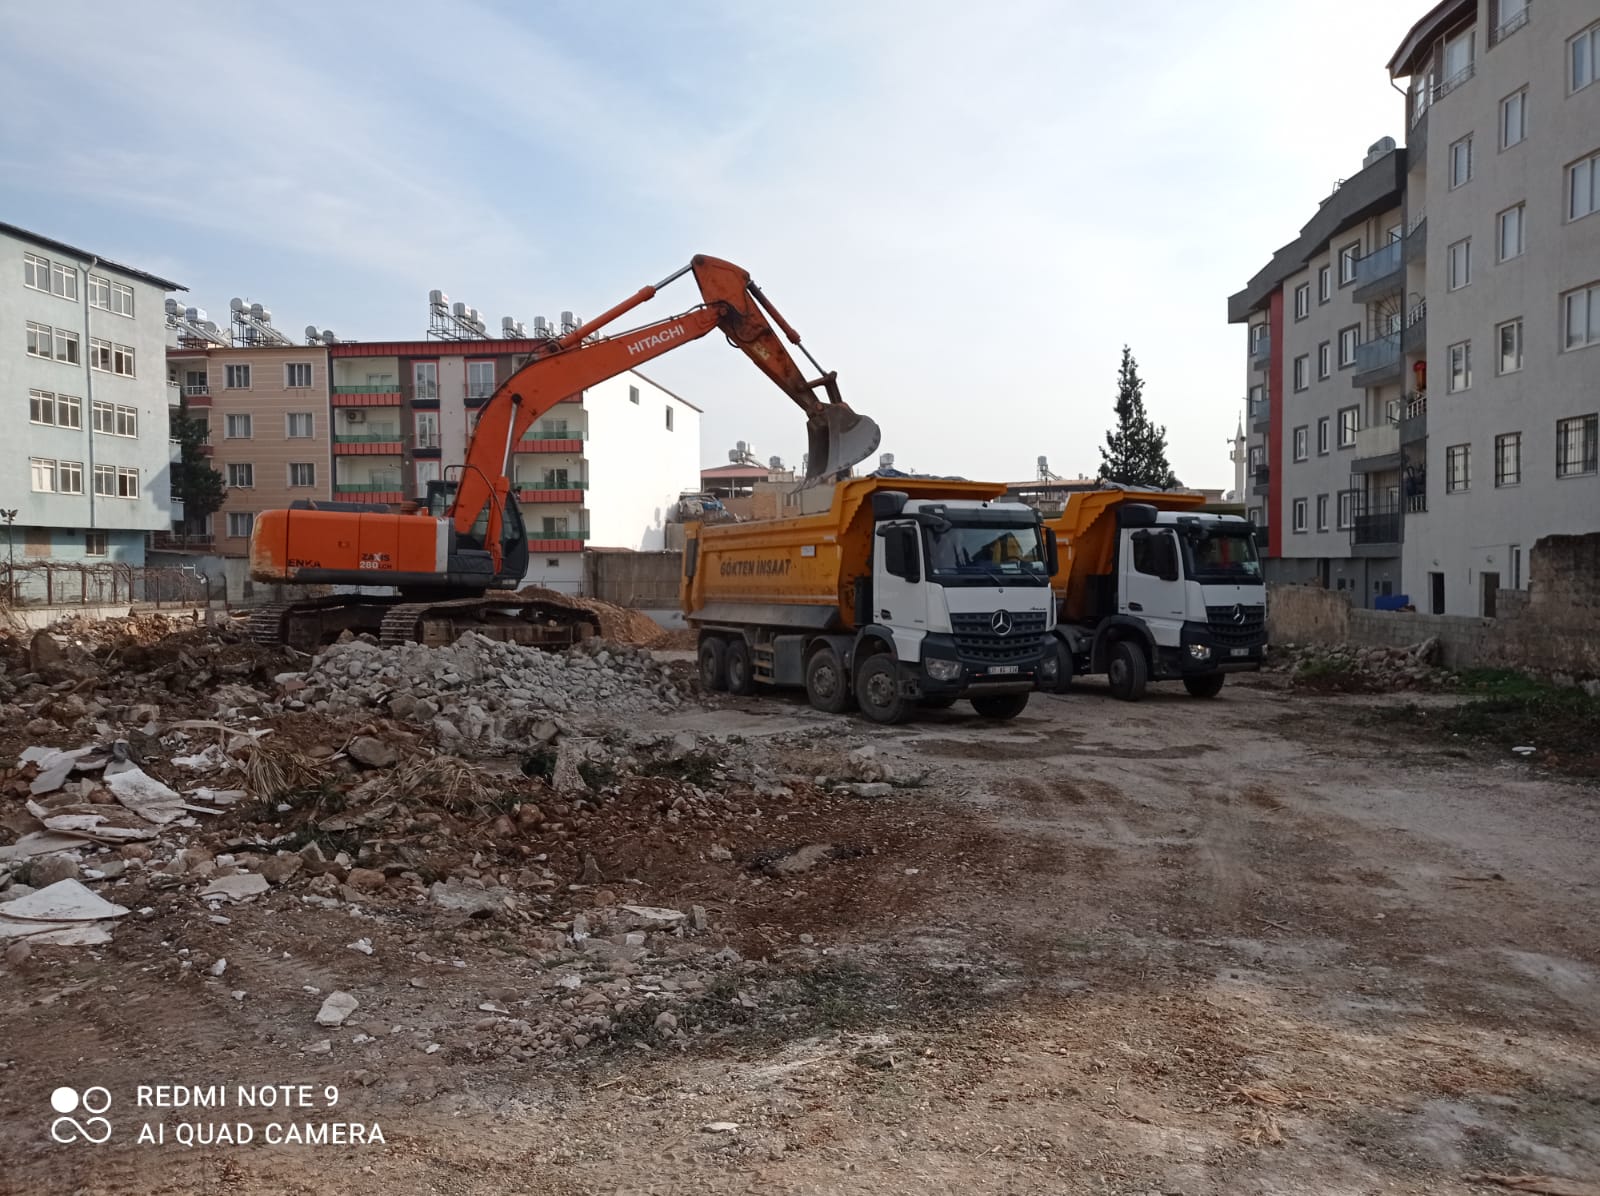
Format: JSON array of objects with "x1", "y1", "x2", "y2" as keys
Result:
[{"x1": 50, "y1": 1087, "x2": 113, "y2": 1144}]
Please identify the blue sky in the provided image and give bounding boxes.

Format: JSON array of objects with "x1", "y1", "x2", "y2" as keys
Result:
[{"x1": 0, "y1": 0, "x2": 1420, "y2": 487}]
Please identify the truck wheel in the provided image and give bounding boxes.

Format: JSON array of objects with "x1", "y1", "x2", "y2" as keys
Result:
[
  {"x1": 1048, "y1": 640, "x2": 1075, "y2": 694},
  {"x1": 855, "y1": 654, "x2": 910, "y2": 725},
  {"x1": 697, "y1": 636, "x2": 728, "y2": 692},
  {"x1": 725, "y1": 638, "x2": 757, "y2": 695},
  {"x1": 1107, "y1": 640, "x2": 1148, "y2": 702},
  {"x1": 1183, "y1": 673, "x2": 1226, "y2": 699},
  {"x1": 971, "y1": 692, "x2": 1029, "y2": 720},
  {"x1": 804, "y1": 646, "x2": 854, "y2": 714}
]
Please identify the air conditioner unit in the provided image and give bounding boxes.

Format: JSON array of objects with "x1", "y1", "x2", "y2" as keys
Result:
[{"x1": 343, "y1": 410, "x2": 367, "y2": 423}]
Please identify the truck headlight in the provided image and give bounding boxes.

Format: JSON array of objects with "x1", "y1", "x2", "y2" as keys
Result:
[
  {"x1": 925, "y1": 658, "x2": 963, "y2": 682},
  {"x1": 1187, "y1": 643, "x2": 1212, "y2": 661}
]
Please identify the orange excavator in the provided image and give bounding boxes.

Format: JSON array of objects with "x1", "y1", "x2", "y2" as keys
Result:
[{"x1": 246, "y1": 255, "x2": 880, "y2": 650}]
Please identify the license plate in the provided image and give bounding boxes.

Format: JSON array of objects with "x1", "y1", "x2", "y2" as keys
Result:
[
  {"x1": 1230, "y1": 648, "x2": 1250, "y2": 657},
  {"x1": 988, "y1": 665, "x2": 1020, "y2": 675}
]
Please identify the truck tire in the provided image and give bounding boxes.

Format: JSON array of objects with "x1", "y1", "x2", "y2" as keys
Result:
[
  {"x1": 855, "y1": 654, "x2": 911, "y2": 725},
  {"x1": 1047, "y1": 639, "x2": 1075, "y2": 694},
  {"x1": 1183, "y1": 673, "x2": 1226, "y2": 699},
  {"x1": 971, "y1": 692, "x2": 1029, "y2": 720},
  {"x1": 725, "y1": 638, "x2": 757, "y2": 695},
  {"x1": 697, "y1": 636, "x2": 728, "y2": 693},
  {"x1": 804, "y1": 645, "x2": 854, "y2": 714},
  {"x1": 1107, "y1": 640, "x2": 1148, "y2": 702}
]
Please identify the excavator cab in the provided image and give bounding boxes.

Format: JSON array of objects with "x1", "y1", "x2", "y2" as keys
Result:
[{"x1": 425, "y1": 478, "x2": 529, "y2": 590}]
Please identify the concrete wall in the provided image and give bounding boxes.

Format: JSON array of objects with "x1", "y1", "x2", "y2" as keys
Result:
[
  {"x1": 1268, "y1": 531, "x2": 1600, "y2": 677},
  {"x1": 583, "y1": 550, "x2": 682, "y2": 607}
]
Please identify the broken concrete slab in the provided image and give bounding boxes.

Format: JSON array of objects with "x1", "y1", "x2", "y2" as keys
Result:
[
  {"x1": 0, "y1": 879, "x2": 129, "y2": 925},
  {"x1": 200, "y1": 874, "x2": 270, "y2": 902},
  {"x1": 103, "y1": 767, "x2": 185, "y2": 826}
]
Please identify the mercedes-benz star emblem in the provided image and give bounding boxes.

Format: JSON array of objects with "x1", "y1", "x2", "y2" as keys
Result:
[
  {"x1": 1231, "y1": 604, "x2": 1246, "y2": 625},
  {"x1": 991, "y1": 611, "x2": 1013, "y2": 636}
]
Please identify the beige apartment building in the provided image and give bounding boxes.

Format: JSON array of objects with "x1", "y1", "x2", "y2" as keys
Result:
[
  {"x1": 163, "y1": 343, "x2": 332, "y2": 551},
  {"x1": 1229, "y1": 0, "x2": 1600, "y2": 614}
]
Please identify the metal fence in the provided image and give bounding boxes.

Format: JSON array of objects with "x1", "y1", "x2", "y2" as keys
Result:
[{"x1": 0, "y1": 561, "x2": 212, "y2": 609}]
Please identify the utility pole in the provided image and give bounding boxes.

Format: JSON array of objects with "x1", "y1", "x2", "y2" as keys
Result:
[{"x1": 1, "y1": 509, "x2": 16, "y2": 606}]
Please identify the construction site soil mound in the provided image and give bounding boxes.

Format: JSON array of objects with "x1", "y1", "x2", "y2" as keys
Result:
[{"x1": 517, "y1": 585, "x2": 669, "y2": 646}]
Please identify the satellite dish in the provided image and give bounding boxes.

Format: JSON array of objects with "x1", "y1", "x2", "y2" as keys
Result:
[{"x1": 304, "y1": 324, "x2": 320, "y2": 341}]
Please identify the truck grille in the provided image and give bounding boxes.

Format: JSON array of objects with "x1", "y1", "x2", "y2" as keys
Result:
[
  {"x1": 949, "y1": 611, "x2": 1048, "y2": 665},
  {"x1": 1205, "y1": 603, "x2": 1267, "y2": 647}
]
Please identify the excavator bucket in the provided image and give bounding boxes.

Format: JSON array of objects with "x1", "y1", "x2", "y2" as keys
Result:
[{"x1": 805, "y1": 406, "x2": 882, "y2": 484}]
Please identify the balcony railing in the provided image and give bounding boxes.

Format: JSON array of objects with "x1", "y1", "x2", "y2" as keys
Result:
[
  {"x1": 414, "y1": 383, "x2": 440, "y2": 400},
  {"x1": 1353, "y1": 334, "x2": 1401, "y2": 384},
  {"x1": 415, "y1": 432, "x2": 441, "y2": 450},
  {"x1": 335, "y1": 481, "x2": 403, "y2": 493},
  {"x1": 1248, "y1": 330, "x2": 1271, "y2": 366},
  {"x1": 1399, "y1": 392, "x2": 1428, "y2": 444},
  {"x1": 1355, "y1": 421, "x2": 1400, "y2": 463},
  {"x1": 530, "y1": 531, "x2": 590, "y2": 542},
  {"x1": 1354, "y1": 239, "x2": 1404, "y2": 290},
  {"x1": 1353, "y1": 504, "x2": 1403, "y2": 546},
  {"x1": 520, "y1": 428, "x2": 587, "y2": 442},
  {"x1": 1251, "y1": 465, "x2": 1270, "y2": 486},
  {"x1": 333, "y1": 432, "x2": 403, "y2": 443},
  {"x1": 1404, "y1": 492, "x2": 1428, "y2": 514},
  {"x1": 1433, "y1": 61, "x2": 1475, "y2": 101},
  {"x1": 515, "y1": 480, "x2": 589, "y2": 490},
  {"x1": 1491, "y1": 1, "x2": 1530, "y2": 45},
  {"x1": 1249, "y1": 397, "x2": 1270, "y2": 431},
  {"x1": 333, "y1": 384, "x2": 401, "y2": 395}
]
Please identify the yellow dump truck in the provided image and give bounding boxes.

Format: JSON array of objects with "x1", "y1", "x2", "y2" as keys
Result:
[
  {"x1": 681, "y1": 477, "x2": 1059, "y2": 723},
  {"x1": 1039, "y1": 488, "x2": 1266, "y2": 701}
]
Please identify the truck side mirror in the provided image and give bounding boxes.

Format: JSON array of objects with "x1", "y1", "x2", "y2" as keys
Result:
[
  {"x1": 1044, "y1": 528, "x2": 1059, "y2": 576},
  {"x1": 881, "y1": 525, "x2": 920, "y2": 582}
]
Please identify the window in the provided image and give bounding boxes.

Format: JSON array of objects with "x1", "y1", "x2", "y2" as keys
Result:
[
  {"x1": 1448, "y1": 238, "x2": 1472, "y2": 290},
  {"x1": 92, "y1": 400, "x2": 114, "y2": 433},
  {"x1": 1501, "y1": 88, "x2": 1526, "y2": 149},
  {"x1": 1337, "y1": 490, "x2": 1356, "y2": 530},
  {"x1": 289, "y1": 462, "x2": 316, "y2": 488},
  {"x1": 285, "y1": 362, "x2": 313, "y2": 388},
  {"x1": 665, "y1": 405, "x2": 674, "y2": 431},
  {"x1": 1449, "y1": 340, "x2": 1473, "y2": 392},
  {"x1": 1291, "y1": 498, "x2": 1307, "y2": 533},
  {"x1": 1443, "y1": 26, "x2": 1474, "y2": 88},
  {"x1": 1293, "y1": 355, "x2": 1309, "y2": 391},
  {"x1": 58, "y1": 461, "x2": 83, "y2": 495},
  {"x1": 116, "y1": 467, "x2": 139, "y2": 498},
  {"x1": 227, "y1": 513, "x2": 255, "y2": 539},
  {"x1": 225, "y1": 363, "x2": 251, "y2": 389},
  {"x1": 29, "y1": 390, "x2": 53, "y2": 425},
  {"x1": 23, "y1": 253, "x2": 48, "y2": 291},
  {"x1": 50, "y1": 260, "x2": 77, "y2": 300},
  {"x1": 1293, "y1": 426, "x2": 1308, "y2": 461},
  {"x1": 1446, "y1": 443, "x2": 1471, "y2": 492},
  {"x1": 286, "y1": 412, "x2": 315, "y2": 438},
  {"x1": 1565, "y1": 282, "x2": 1600, "y2": 349},
  {"x1": 86, "y1": 276, "x2": 134, "y2": 317},
  {"x1": 183, "y1": 369, "x2": 208, "y2": 396},
  {"x1": 1338, "y1": 241, "x2": 1361, "y2": 286},
  {"x1": 227, "y1": 463, "x2": 255, "y2": 488},
  {"x1": 1317, "y1": 416, "x2": 1330, "y2": 455},
  {"x1": 1249, "y1": 324, "x2": 1266, "y2": 353},
  {"x1": 1495, "y1": 432, "x2": 1522, "y2": 486},
  {"x1": 546, "y1": 558, "x2": 562, "y2": 568},
  {"x1": 1309, "y1": 341, "x2": 1327, "y2": 381},
  {"x1": 1569, "y1": 151, "x2": 1599, "y2": 221},
  {"x1": 1498, "y1": 204, "x2": 1525, "y2": 260},
  {"x1": 1318, "y1": 265, "x2": 1331, "y2": 304},
  {"x1": 85, "y1": 531, "x2": 108, "y2": 557},
  {"x1": 30, "y1": 458, "x2": 56, "y2": 493},
  {"x1": 225, "y1": 413, "x2": 253, "y2": 439},
  {"x1": 115, "y1": 405, "x2": 137, "y2": 437},
  {"x1": 1338, "y1": 406, "x2": 1360, "y2": 447},
  {"x1": 1132, "y1": 529, "x2": 1179, "y2": 572},
  {"x1": 1338, "y1": 325, "x2": 1360, "y2": 367},
  {"x1": 541, "y1": 516, "x2": 570, "y2": 536},
  {"x1": 1557, "y1": 414, "x2": 1599, "y2": 477},
  {"x1": 1498, "y1": 319, "x2": 1524, "y2": 373},
  {"x1": 1294, "y1": 283, "x2": 1310, "y2": 320},
  {"x1": 1494, "y1": 0, "x2": 1528, "y2": 41},
  {"x1": 55, "y1": 328, "x2": 80, "y2": 364},
  {"x1": 26, "y1": 322, "x2": 51, "y2": 357},
  {"x1": 29, "y1": 390, "x2": 82, "y2": 428},
  {"x1": 415, "y1": 411, "x2": 439, "y2": 449},
  {"x1": 112, "y1": 281, "x2": 134, "y2": 317},
  {"x1": 415, "y1": 460, "x2": 442, "y2": 488},
  {"x1": 628, "y1": 384, "x2": 640, "y2": 405},
  {"x1": 1449, "y1": 135, "x2": 1474, "y2": 188},
  {"x1": 93, "y1": 464, "x2": 115, "y2": 497},
  {"x1": 1316, "y1": 495, "x2": 1329, "y2": 532},
  {"x1": 1247, "y1": 506, "x2": 1263, "y2": 527},
  {"x1": 89, "y1": 338, "x2": 112, "y2": 371},
  {"x1": 543, "y1": 468, "x2": 570, "y2": 487},
  {"x1": 413, "y1": 361, "x2": 439, "y2": 399},
  {"x1": 1573, "y1": 22, "x2": 1599, "y2": 93},
  {"x1": 1510, "y1": 544, "x2": 1523, "y2": 589},
  {"x1": 88, "y1": 274, "x2": 110, "y2": 309},
  {"x1": 466, "y1": 360, "x2": 495, "y2": 399}
]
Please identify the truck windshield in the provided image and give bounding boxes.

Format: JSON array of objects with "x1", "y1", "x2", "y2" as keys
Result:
[
  {"x1": 1183, "y1": 529, "x2": 1262, "y2": 584},
  {"x1": 924, "y1": 524, "x2": 1049, "y2": 584}
]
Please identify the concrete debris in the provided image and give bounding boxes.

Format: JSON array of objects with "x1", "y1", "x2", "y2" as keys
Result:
[
  {"x1": 430, "y1": 881, "x2": 512, "y2": 916},
  {"x1": 621, "y1": 904, "x2": 688, "y2": 928},
  {"x1": 346, "y1": 736, "x2": 400, "y2": 770},
  {"x1": 1278, "y1": 640, "x2": 1450, "y2": 691},
  {"x1": 0, "y1": 878, "x2": 130, "y2": 946},
  {"x1": 315, "y1": 991, "x2": 359, "y2": 1027},
  {"x1": 702, "y1": 1121, "x2": 740, "y2": 1134},
  {"x1": 348, "y1": 938, "x2": 375, "y2": 955},
  {"x1": 767, "y1": 843, "x2": 838, "y2": 876},
  {"x1": 200, "y1": 874, "x2": 270, "y2": 903}
]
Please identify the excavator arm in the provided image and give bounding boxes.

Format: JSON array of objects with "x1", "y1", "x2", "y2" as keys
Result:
[{"x1": 451, "y1": 255, "x2": 879, "y2": 572}]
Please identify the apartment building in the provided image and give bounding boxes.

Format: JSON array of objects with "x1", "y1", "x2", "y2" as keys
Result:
[
  {"x1": 162, "y1": 342, "x2": 333, "y2": 552},
  {"x1": 325, "y1": 339, "x2": 700, "y2": 593},
  {"x1": 1, "y1": 221, "x2": 181, "y2": 588},
  {"x1": 1227, "y1": 0, "x2": 1600, "y2": 612}
]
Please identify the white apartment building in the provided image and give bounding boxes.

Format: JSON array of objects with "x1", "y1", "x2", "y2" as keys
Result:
[
  {"x1": 1228, "y1": 0, "x2": 1600, "y2": 614},
  {"x1": 0, "y1": 222, "x2": 181, "y2": 591}
]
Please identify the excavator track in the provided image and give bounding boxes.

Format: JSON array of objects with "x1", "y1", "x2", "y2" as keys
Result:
[{"x1": 376, "y1": 593, "x2": 601, "y2": 649}]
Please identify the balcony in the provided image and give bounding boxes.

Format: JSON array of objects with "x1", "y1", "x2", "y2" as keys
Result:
[
  {"x1": 518, "y1": 428, "x2": 587, "y2": 452},
  {"x1": 1402, "y1": 299, "x2": 1428, "y2": 355},
  {"x1": 1408, "y1": 98, "x2": 1429, "y2": 157},
  {"x1": 1352, "y1": 239, "x2": 1404, "y2": 302},
  {"x1": 528, "y1": 532, "x2": 590, "y2": 552},
  {"x1": 149, "y1": 531, "x2": 214, "y2": 553},
  {"x1": 1399, "y1": 392, "x2": 1427, "y2": 444},
  {"x1": 1353, "y1": 421, "x2": 1401, "y2": 472},
  {"x1": 1352, "y1": 503, "x2": 1403, "y2": 551},
  {"x1": 332, "y1": 385, "x2": 402, "y2": 408},
  {"x1": 1250, "y1": 464, "x2": 1269, "y2": 497},
  {"x1": 1250, "y1": 397, "x2": 1271, "y2": 433},
  {"x1": 333, "y1": 432, "x2": 403, "y2": 455},
  {"x1": 1432, "y1": 61, "x2": 1475, "y2": 102},
  {"x1": 1352, "y1": 334, "x2": 1401, "y2": 388},
  {"x1": 516, "y1": 480, "x2": 587, "y2": 504},
  {"x1": 1248, "y1": 330, "x2": 1271, "y2": 368},
  {"x1": 1490, "y1": 1, "x2": 1530, "y2": 46},
  {"x1": 1404, "y1": 213, "x2": 1427, "y2": 264}
]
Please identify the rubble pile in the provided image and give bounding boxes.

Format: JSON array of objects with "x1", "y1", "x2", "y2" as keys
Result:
[
  {"x1": 517, "y1": 585, "x2": 669, "y2": 647},
  {"x1": 285, "y1": 634, "x2": 684, "y2": 744},
  {"x1": 1274, "y1": 639, "x2": 1451, "y2": 692}
]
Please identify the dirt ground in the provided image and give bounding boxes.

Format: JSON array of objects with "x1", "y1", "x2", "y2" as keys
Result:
[{"x1": 4, "y1": 669, "x2": 1598, "y2": 1196}]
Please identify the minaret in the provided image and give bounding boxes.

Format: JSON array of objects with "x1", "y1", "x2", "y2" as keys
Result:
[{"x1": 1228, "y1": 414, "x2": 1246, "y2": 502}]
